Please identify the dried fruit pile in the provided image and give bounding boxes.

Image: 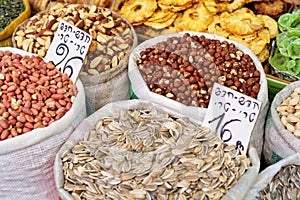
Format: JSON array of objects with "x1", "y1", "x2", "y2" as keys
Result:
[
  {"x1": 0, "y1": 50, "x2": 77, "y2": 140},
  {"x1": 113, "y1": 0, "x2": 279, "y2": 62},
  {"x1": 136, "y1": 33, "x2": 260, "y2": 108},
  {"x1": 62, "y1": 109, "x2": 251, "y2": 199},
  {"x1": 270, "y1": 9, "x2": 300, "y2": 77}
]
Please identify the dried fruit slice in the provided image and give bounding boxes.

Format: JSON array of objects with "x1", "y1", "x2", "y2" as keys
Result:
[
  {"x1": 220, "y1": 8, "x2": 264, "y2": 36},
  {"x1": 119, "y1": 0, "x2": 157, "y2": 24}
]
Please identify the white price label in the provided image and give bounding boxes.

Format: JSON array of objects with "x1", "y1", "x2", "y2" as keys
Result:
[
  {"x1": 44, "y1": 20, "x2": 92, "y2": 82},
  {"x1": 203, "y1": 83, "x2": 262, "y2": 153}
]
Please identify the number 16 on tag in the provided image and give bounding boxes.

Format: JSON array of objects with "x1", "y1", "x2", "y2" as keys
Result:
[{"x1": 203, "y1": 83, "x2": 262, "y2": 153}]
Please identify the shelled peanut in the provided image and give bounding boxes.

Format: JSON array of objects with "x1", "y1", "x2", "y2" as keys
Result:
[
  {"x1": 136, "y1": 33, "x2": 261, "y2": 108},
  {"x1": 277, "y1": 87, "x2": 300, "y2": 137},
  {"x1": 13, "y1": 4, "x2": 135, "y2": 76},
  {"x1": 0, "y1": 50, "x2": 77, "y2": 140}
]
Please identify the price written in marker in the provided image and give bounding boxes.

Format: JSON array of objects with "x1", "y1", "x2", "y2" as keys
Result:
[
  {"x1": 44, "y1": 20, "x2": 92, "y2": 82},
  {"x1": 203, "y1": 83, "x2": 262, "y2": 153}
]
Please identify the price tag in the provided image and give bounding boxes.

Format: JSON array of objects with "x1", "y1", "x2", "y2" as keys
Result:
[
  {"x1": 203, "y1": 83, "x2": 262, "y2": 153},
  {"x1": 44, "y1": 20, "x2": 92, "y2": 82}
]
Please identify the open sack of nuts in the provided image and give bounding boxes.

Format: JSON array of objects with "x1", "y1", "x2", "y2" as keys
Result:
[
  {"x1": 12, "y1": 3, "x2": 138, "y2": 115},
  {"x1": 264, "y1": 80, "x2": 300, "y2": 165},
  {"x1": 128, "y1": 31, "x2": 269, "y2": 157},
  {"x1": 246, "y1": 153, "x2": 300, "y2": 200},
  {"x1": 54, "y1": 99, "x2": 260, "y2": 200},
  {"x1": 0, "y1": 47, "x2": 86, "y2": 199}
]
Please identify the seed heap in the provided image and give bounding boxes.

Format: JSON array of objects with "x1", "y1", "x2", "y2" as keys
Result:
[
  {"x1": 62, "y1": 109, "x2": 251, "y2": 200},
  {"x1": 257, "y1": 164, "x2": 300, "y2": 200},
  {"x1": 0, "y1": 0, "x2": 25, "y2": 31}
]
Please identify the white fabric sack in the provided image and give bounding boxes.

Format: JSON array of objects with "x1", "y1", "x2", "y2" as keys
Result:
[
  {"x1": 246, "y1": 153, "x2": 300, "y2": 200},
  {"x1": 128, "y1": 31, "x2": 269, "y2": 157},
  {"x1": 263, "y1": 80, "x2": 300, "y2": 165},
  {"x1": 263, "y1": 112, "x2": 296, "y2": 165},
  {"x1": 54, "y1": 99, "x2": 260, "y2": 200},
  {"x1": 80, "y1": 23, "x2": 138, "y2": 116},
  {"x1": 0, "y1": 78, "x2": 86, "y2": 200}
]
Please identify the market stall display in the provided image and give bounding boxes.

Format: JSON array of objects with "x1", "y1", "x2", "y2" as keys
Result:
[
  {"x1": 0, "y1": 0, "x2": 299, "y2": 198},
  {"x1": 0, "y1": 47, "x2": 86, "y2": 199},
  {"x1": 55, "y1": 100, "x2": 260, "y2": 200},
  {"x1": 264, "y1": 80, "x2": 300, "y2": 164},
  {"x1": 12, "y1": 3, "x2": 138, "y2": 115},
  {"x1": 0, "y1": 0, "x2": 31, "y2": 46},
  {"x1": 112, "y1": 0, "x2": 278, "y2": 63},
  {"x1": 246, "y1": 153, "x2": 300, "y2": 200},
  {"x1": 129, "y1": 31, "x2": 269, "y2": 157}
]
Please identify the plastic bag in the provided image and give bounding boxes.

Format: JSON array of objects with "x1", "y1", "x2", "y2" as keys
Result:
[{"x1": 128, "y1": 31, "x2": 269, "y2": 157}]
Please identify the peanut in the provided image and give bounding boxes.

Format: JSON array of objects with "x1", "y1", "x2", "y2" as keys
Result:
[{"x1": 0, "y1": 50, "x2": 77, "y2": 140}]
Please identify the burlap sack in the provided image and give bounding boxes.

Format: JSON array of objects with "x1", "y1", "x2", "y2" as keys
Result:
[
  {"x1": 0, "y1": 47, "x2": 86, "y2": 200},
  {"x1": 80, "y1": 53, "x2": 134, "y2": 116},
  {"x1": 263, "y1": 81, "x2": 300, "y2": 165},
  {"x1": 54, "y1": 99, "x2": 260, "y2": 200},
  {"x1": 78, "y1": 13, "x2": 138, "y2": 116},
  {"x1": 128, "y1": 31, "x2": 269, "y2": 157},
  {"x1": 246, "y1": 153, "x2": 300, "y2": 200}
]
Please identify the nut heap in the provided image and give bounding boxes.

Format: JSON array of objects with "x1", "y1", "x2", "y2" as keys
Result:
[
  {"x1": 136, "y1": 33, "x2": 261, "y2": 108},
  {"x1": 13, "y1": 3, "x2": 135, "y2": 76},
  {"x1": 257, "y1": 164, "x2": 300, "y2": 200},
  {"x1": 62, "y1": 109, "x2": 251, "y2": 199},
  {"x1": 0, "y1": 50, "x2": 77, "y2": 140},
  {"x1": 277, "y1": 87, "x2": 300, "y2": 137}
]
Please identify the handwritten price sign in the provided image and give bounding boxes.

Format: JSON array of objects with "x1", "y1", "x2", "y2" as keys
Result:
[
  {"x1": 45, "y1": 20, "x2": 92, "y2": 82},
  {"x1": 203, "y1": 83, "x2": 262, "y2": 153}
]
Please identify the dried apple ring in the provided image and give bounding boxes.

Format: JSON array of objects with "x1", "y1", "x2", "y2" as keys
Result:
[
  {"x1": 207, "y1": 16, "x2": 230, "y2": 38},
  {"x1": 144, "y1": 14, "x2": 177, "y2": 29},
  {"x1": 220, "y1": 8, "x2": 264, "y2": 36},
  {"x1": 257, "y1": 14, "x2": 279, "y2": 39},
  {"x1": 147, "y1": 8, "x2": 176, "y2": 23},
  {"x1": 228, "y1": 35, "x2": 249, "y2": 47},
  {"x1": 173, "y1": 3, "x2": 213, "y2": 32},
  {"x1": 158, "y1": 0, "x2": 193, "y2": 12},
  {"x1": 249, "y1": 36, "x2": 267, "y2": 55},
  {"x1": 257, "y1": 28, "x2": 271, "y2": 43},
  {"x1": 257, "y1": 47, "x2": 270, "y2": 63},
  {"x1": 119, "y1": 0, "x2": 157, "y2": 24}
]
